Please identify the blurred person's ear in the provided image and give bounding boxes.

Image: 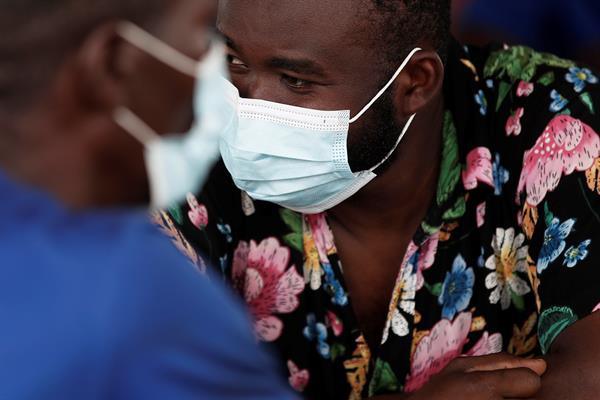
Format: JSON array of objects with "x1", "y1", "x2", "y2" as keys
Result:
[{"x1": 70, "y1": 23, "x2": 142, "y2": 113}]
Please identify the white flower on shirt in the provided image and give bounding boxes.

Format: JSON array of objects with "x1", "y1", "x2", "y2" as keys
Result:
[{"x1": 485, "y1": 228, "x2": 531, "y2": 310}]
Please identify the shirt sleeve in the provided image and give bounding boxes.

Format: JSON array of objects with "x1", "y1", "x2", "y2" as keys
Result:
[
  {"x1": 523, "y1": 79, "x2": 600, "y2": 355},
  {"x1": 106, "y1": 230, "x2": 297, "y2": 400}
]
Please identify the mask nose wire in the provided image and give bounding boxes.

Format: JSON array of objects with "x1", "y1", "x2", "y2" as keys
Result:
[
  {"x1": 115, "y1": 21, "x2": 199, "y2": 78},
  {"x1": 348, "y1": 47, "x2": 422, "y2": 124}
]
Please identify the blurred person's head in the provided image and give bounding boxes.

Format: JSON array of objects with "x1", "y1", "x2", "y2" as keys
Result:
[
  {"x1": 0, "y1": 0, "x2": 217, "y2": 208},
  {"x1": 219, "y1": 0, "x2": 450, "y2": 174}
]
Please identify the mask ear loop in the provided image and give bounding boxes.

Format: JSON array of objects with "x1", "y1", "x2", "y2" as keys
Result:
[
  {"x1": 113, "y1": 107, "x2": 161, "y2": 145},
  {"x1": 349, "y1": 47, "x2": 422, "y2": 124},
  {"x1": 368, "y1": 113, "x2": 416, "y2": 172},
  {"x1": 115, "y1": 21, "x2": 199, "y2": 77}
]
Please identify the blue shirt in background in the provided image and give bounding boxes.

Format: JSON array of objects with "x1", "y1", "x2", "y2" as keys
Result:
[{"x1": 0, "y1": 171, "x2": 295, "y2": 400}]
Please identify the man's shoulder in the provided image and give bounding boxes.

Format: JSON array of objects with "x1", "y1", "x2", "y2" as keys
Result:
[{"x1": 451, "y1": 42, "x2": 600, "y2": 159}]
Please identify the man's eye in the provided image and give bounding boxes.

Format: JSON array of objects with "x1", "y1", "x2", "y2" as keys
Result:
[
  {"x1": 227, "y1": 55, "x2": 247, "y2": 68},
  {"x1": 282, "y1": 75, "x2": 311, "y2": 89}
]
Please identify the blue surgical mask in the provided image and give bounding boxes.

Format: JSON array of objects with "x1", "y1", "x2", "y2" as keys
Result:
[
  {"x1": 220, "y1": 47, "x2": 421, "y2": 214},
  {"x1": 113, "y1": 22, "x2": 234, "y2": 209}
]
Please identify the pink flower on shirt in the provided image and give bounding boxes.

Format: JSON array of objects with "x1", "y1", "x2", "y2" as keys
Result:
[
  {"x1": 517, "y1": 115, "x2": 600, "y2": 207},
  {"x1": 506, "y1": 107, "x2": 525, "y2": 136},
  {"x1": 476, "y1": 202, "x2": 486, "y2": 228},
  {"x1": 306, "y1": 214, "x2": 336, "y2": 264},
  {"x1": 517, "y1": 81, "x2": 534, "y2": 97},
  {"x1": 187, "y1": 193, "x2": 209, "y2": 229},
  {"x1": 326, "y1": 311, "x2": 344, "y2": 337},
  {"x1": 232, "y1": 238, "x2": 305, "y2": 342},
  {"x1": 287, "y1": 360, "x2": 310, "y2": 392},
  {"x1": 463, "y1": 147, "x2": 494, "y2": 190},
  {"x1": 405, "y1": 312, "x2": 502, "y2": 392},
  {"x1": 416, "y1": 233, "x2": 440, "y2": 290}
]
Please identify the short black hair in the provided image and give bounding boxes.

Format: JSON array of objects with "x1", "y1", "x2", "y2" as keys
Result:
[
  {"x1": 0, "y1": 0, "x2": 165, "y2": 109},
  {"x1": 367, "y1": 0, "x2": 451, "y2": 68}
]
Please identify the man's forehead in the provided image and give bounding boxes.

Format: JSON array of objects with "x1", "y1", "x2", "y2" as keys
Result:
[{"x1": 218, "y1": 0, "x2": 368, "y2": 60}]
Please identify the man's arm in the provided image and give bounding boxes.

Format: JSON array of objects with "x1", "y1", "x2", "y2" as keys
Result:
[
  {"x1": 537, "y1": 312, "x2": 600, "y2": 399},
  {"x1": 518, "y1": 85, "x2": 600, "y2": 399}
]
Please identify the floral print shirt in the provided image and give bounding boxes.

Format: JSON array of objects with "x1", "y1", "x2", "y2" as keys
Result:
[{"x1": 158, "y1": 41, "x2": 600, "y2": 399}]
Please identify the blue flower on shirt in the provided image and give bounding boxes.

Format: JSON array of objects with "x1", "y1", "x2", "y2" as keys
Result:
[
  {"x1": 438, "y1": 254, "x2": 475, "y2": 320},
  {"x1": 537, "y1": 217, "x2": 576, "y2": 273},
  {"x1": 549, "y1": 89, "x2": 569, "y2": 112},
  {"x1": 322, "y1": 263, "x2": 348, "y2": 306},
  {"x1": 303, "y1": 313, "x2": 330, "y2": 359},
  {"x1": 217, "y1": 222, "x2": 233, "y2": 243},
  {"x1": 475, "y1": 90, "x2": 488, "y2": 115},
  {"x1": 492, "y1": 153, "x2": 509, "y2": 195},
  {"x1": 219, "y1": 254, "x2": 229, "y2": 276},
  {"x1": 563, "y1": 239, "x2": 591, "y2": 268},
  {"x1": 565, "y1": 67, "x2": 598, "y2": 93},
  {"x1": 477, "y1": 247, "x2": 486, "y2": 268}
]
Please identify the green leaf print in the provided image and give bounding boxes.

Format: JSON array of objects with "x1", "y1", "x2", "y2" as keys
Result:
[
  {"x1": 280, "y1": 208, "x2": 303, "y2": 234},
  {"x1": 558, "y1": 108, "x2": 572, "y2": 116},
  {"x1": 168, "y1": 206, "x2": 184, "y2": 225},
  {"x1": 425, "y1": 282, "x2": 443, "y2": 297},
  {"x1": 283, "y1": 233, "x2": 304, "y2": 253},
  {"x1": 421, "y1": 221, "x2": 442, "y2": 236},
  {"x1": 437, "y1": 112, "x2": 461, "y2": 207},
  {"x1": 511, "y1": 291, "x2": 525, "y2": 311},
  {"x1": 280, "y1": 209, "x2": 304, "y2": 252},
  {"x1": 330, "y1": 343, "x2": 347, "y2": 362},
  {"x1": 442, "y1": 196, "x2": 467, "y2": 221},
  {"x1": 580, "y1": 92, "x2": 595, "y2": 115},
  {"x1": 496, "y1": 81, "x2": 513, "y2": 111},
  {"x1": 538, "y1": 306, "x2": 578, "y2": 354},
  {"x1": 484, "y1": 46, "x2": 575, "y2": 83},
  {"x1": 544, "y1": 203, "x2": 555, "y2": 227},
  {"x1": 368, "y1": 359, "x2": 400, "y2": 397},
  {"x1": 537, "y1": 71, "x2": 555, "y2": 86}
]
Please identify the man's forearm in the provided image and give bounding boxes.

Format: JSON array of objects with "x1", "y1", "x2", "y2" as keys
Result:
[{"x1": 536, "y1": 312, "x2": 600, "y2": 399}]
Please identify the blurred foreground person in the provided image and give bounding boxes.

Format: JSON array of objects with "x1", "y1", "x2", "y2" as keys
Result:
[
  {"x1": 166, "y1": 0, "x2": 600, "y2": 399},
  {"x1": 0, "y1": 1, "x2": 294, "y2": 399}
]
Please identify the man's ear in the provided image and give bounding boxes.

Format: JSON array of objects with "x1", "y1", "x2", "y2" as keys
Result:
[
  {"x1": 392, "y1": 50, "x2": 444, "y2": 116},
  {"x1": 68, "y1": 22, "x2": 142, "y2": 112}
]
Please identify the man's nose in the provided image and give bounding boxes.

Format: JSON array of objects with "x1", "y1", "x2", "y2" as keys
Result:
[{"x1": 237, "y1": 73, "x2": 280, "y2": 102}]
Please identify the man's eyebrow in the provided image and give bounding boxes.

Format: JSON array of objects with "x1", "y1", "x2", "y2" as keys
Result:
[
  {"x1": 268, "y1": 57, "x2": 326, "y2": 76},
  {"x1": 220, "y1": 32, "x2": 327, "y2": 77},
  {"x1": 222, "y1": 34, "x2": 239, "y2": 52}
]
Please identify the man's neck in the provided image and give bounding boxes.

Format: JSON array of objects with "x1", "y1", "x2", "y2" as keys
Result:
[{"x1": 328, "y1": 94, "x2": 445, "y2": 240}]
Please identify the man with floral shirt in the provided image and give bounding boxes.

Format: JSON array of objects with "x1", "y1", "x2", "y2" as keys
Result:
[{"x1": 160, "y1": 0, "x2": 600, "y2": 398}]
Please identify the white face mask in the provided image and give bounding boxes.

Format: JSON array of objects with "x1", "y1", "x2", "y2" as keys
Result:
[
  {"x1": 220, "y1": 47, "x2": 421, "y2": 214},
  {"x1": 113, "y1": 22, "x2": 233, "y2": 209}
]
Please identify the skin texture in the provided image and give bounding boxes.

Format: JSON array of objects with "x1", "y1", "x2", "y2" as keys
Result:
[
  {"x1": 387, "y1": 354, "x2": 546, "y2": 400},
  {"x1": 218, "y1": 1, "x2": 552, "y2": 399},
  {"x1": 0, "y1": 0, "x2": 217, "y2": 209}
]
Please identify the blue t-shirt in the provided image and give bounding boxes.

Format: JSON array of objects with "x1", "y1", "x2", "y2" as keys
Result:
[{"x1": 0, "y1": 171, "x2": 296, "y2": 400}]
